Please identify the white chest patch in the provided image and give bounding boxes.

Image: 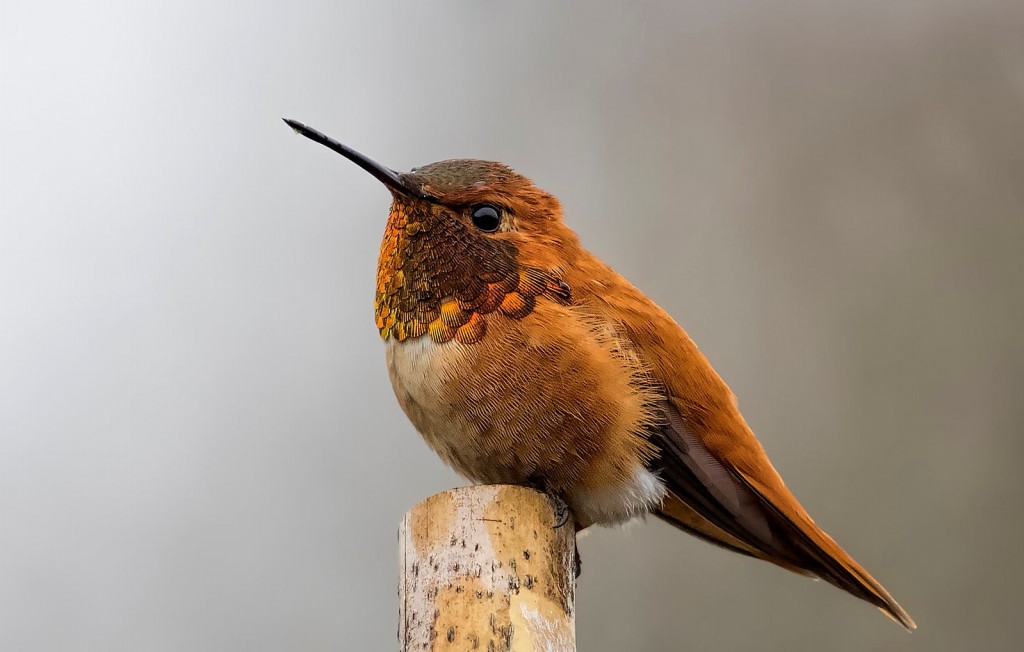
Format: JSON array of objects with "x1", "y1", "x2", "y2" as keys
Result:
[
  {"x1": 385, "y1": 338, "x2": 482, "y2": 472},
  {"x1": 386, "y1": 337, "x2": 446, "y2": 418},
  {"x1": 386, "y1": 337, "x2": 441, "y2": 387}
]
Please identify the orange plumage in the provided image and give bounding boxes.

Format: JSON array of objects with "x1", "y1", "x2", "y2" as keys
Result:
[{"x1": 286, "y1": 119, "x2": 915, "y2": 630}]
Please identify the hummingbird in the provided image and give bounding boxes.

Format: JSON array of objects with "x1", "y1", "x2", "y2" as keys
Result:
[{"x1": 283, "y1": 119, "x2": 915, "y2": 630}]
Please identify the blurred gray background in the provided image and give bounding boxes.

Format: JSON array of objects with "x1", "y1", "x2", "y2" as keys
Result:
[{"x1": 2, "y1": 1, "x2": 1022, "y2": 650}]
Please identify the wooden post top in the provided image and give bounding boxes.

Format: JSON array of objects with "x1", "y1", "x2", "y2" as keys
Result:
[{"x1": 399, "y1": 485, "x2": 576, "y2": 652}]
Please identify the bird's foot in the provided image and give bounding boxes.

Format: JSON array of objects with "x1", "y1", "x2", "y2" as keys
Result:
[
  {"x1": 548, "y1": 493, "x2": 571, "y2": 529},
  {"x1": 535, "y1": 490, "x2": 580, "y2": 577}
]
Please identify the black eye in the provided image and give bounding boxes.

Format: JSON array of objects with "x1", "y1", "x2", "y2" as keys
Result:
[{"x1": 471, "y1": 205, "x2": 502, "y2": 232}]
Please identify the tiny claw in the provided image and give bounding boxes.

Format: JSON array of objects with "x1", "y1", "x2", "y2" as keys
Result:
[{"x1": 549, "y1": 494, "x2": 571, "y2": 529}]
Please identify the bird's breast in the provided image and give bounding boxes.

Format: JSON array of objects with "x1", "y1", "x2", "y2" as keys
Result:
[{"x1": 384, "y1": 303, "x2": 667, "y2": 527}]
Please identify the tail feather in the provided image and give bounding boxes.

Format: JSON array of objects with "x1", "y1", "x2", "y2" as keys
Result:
[
  {"x1": 733, "y1": 470, "x2": 917, "y2": 631},
  {"x1": 650, "y1": 399, "x2": 915, "y2": 630}
]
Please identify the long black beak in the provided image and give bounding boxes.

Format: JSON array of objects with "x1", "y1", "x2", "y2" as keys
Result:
[{"x1": 283, "y1": 119, "x2": 433, "y2": 200}]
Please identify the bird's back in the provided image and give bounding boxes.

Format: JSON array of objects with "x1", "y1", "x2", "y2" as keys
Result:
[{"x1": 571, "y1": 251, "x2": 916, "y2": 630}]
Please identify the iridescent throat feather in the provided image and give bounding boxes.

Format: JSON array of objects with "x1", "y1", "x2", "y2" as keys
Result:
[{"x1": 375, "y1": 199, "x2": 569, "y2": 344}]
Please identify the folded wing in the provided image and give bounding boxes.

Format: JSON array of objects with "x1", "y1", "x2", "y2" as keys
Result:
[{"x1": 649, "y1": 397, "x2": 916, "y2": 630}]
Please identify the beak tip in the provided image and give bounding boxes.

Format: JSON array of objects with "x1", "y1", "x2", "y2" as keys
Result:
[{"x1": 281, "y1": 120, "x2": 428, "y2": 201}]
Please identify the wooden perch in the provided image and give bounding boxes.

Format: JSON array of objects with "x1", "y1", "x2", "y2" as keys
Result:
[{"x1": 399, "y1": 485, "x2": 577, "y2": 652}]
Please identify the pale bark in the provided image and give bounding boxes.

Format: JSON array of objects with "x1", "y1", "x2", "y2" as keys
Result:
[{"x1": 399, "y1": 485, "x2": 576, "y2": 652}]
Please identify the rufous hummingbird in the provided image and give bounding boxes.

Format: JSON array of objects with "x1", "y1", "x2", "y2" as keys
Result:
[{"x1": 284, "y1": 119, "x2": 915, "y2": 630}]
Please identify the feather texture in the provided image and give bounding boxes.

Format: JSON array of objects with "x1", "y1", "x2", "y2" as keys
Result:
[{"x1": 365, "y1": 156, "x2": 914, "y2": 629}]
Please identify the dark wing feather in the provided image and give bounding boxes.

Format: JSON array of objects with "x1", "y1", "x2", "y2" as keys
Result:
[
  {"x1": 649, "y1": 397, "x2": 916, "y2": 630},
  {"x1": 648, "y1": 398, "x2": 804, "y2": 565}
]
